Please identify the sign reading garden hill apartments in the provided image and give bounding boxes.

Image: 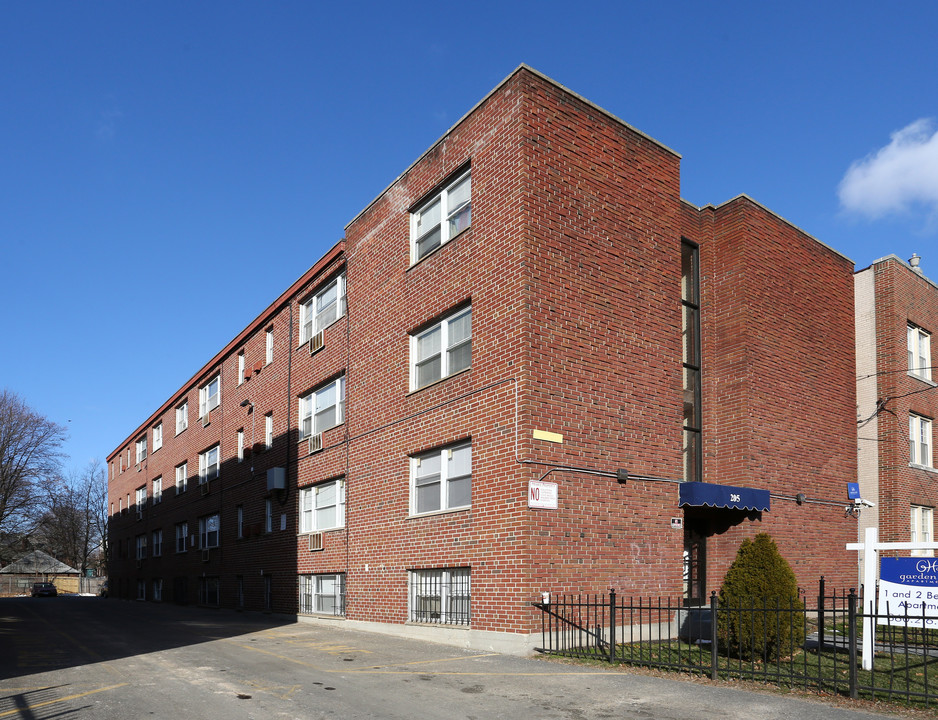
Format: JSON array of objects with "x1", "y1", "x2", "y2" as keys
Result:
[{"x1": 878, "y1": 557, "x2": 938, "y2": 627}]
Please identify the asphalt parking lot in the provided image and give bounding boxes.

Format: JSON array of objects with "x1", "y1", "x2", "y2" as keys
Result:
[{"x1": 0, "y1": 595, "x2": 907, "y2": 719}]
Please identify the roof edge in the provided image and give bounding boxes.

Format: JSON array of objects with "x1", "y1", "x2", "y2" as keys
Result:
[
  {"x1": 107, "y1": 240, "x2": 346, "y2": 462},
  {"x1": 858, "y1": 253, "x2": 938, "y2": 290}
]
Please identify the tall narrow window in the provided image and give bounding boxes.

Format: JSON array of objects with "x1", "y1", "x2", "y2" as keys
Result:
[
  {"x1": 265, "y1": 413, "x2": 273, "y2": 449},
  {"x1": 682, "y1": 241, "x2": 701, "y2": 483},
  {"x1": 237, "y1": 429, "x2": 244, "y2": 462},
  {"x1": 910, "y1": 414, "x2": 933, "y2": 468},
  {"x1": 911, "y1": 505, "x2": 934, "y2": 557},
  {"x1": 238, "y1": 352, "x2": 245, "y2": 385},
  {"x1": 266, "y1": 328, "x2": 274, "y2": 365},
  {"x1": 909, "y1": 324, "x2": 932, "y2": 381}
]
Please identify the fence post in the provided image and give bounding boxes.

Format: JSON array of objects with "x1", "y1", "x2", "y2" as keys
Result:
[
  {"x1": 817, "y1": 576, "x2": 825, "y2": 654},
  {"x1": 710, "y1": 590, "x2": 719, "y2": 681},
  {"x1": 608, "y1": 589, "x2": 616, "y2": 664},
  {"x1": 848, "y1": 587, "x2": 858, "y2": 700}
]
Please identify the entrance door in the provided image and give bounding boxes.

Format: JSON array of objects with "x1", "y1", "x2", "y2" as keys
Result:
[{"x1": 683, "y1": 525, "x2": 707, "y2": 606}]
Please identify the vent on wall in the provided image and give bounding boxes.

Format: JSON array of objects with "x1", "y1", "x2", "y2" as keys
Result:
[{"x1": 308, "y1": 532, "x2": 323, "y2": 552}]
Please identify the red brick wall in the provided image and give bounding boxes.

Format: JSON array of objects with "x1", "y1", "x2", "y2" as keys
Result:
[
  {"x1": 683, "y1": 197, "x2": 858, "y2": 593},
  {"x1": 872, "y1": 258, "x2": 938, "y2": 547}
]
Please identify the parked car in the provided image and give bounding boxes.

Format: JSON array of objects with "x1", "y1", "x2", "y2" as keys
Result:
[{"x1": 31, "y1": 582, "x2": 57, "y2": 597}]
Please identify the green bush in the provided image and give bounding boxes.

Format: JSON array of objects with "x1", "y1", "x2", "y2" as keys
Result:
[{"x1": 717, "y1": 533, "x2": 805, "y2": 661}]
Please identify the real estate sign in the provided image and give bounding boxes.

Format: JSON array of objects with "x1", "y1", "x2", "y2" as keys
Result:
[{"x1": 878, "y1": 557, "x2": 938, "y2": 627}]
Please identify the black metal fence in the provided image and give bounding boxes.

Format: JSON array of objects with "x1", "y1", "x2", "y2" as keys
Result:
[{"x1": 533, "y1": 579, "x2": 938, "y2": 707}]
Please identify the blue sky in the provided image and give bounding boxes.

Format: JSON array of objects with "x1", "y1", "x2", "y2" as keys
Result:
[{"x1": 2, "y1": 1, "x2": 937, "y2": 474}]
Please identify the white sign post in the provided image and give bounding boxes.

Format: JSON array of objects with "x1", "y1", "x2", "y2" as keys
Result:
[{"x1": 846, "y1": 526, "x2": 938, "y2": 670}]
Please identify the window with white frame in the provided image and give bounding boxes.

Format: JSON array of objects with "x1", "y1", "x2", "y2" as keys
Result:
[
  {"x1": 411, "y1": 169, "x2": 471, "y2": 263},
  {"x1": 299, "y1": 377, "x2": 345, "y2": 439},
  {"x1": 911, "y1": 505, "x2": 935, "y2": 557},
  {"x1": 152, "y1": 578, "x2": 162, "y2": 602},
  {"x1": 411, "y1": 442, "x2": 471, "y2": 515},
  {"x1": 300, "y1": 274, "x2": 347, "y2": 344},
  {"x1": 153, "y1": 422, "x2": 163, "y2": 452},
  {"x1": 137, "y1": 580, "x2": 146, "y2": 600},
  {"x1": 135, "y1": 486, "x2": 147, "y2": 519},
  {"x1": 266, "y1": 328, "x2": 274, "y2": 365},
  {"x1": 299, "y1": 479, "x2": 346, "y2": 533},
  {"x1": 411, "y1": 307, "x2": 471, "y2": 390},
  {"x1": 175, "y1": 462, "x2": 187, "y2": 494},
  {"x1": 199, "y1": 375, "x2": 220, "y2": 417},
  {"x1": 176, "y1": 401, "x2": 188, "y2": 434},
  {"x1": 135, "y1": 534, "x2": 147, "y2": 560},
  {"x1": 265, "y1": 413, "x2": 273, "y2": 449},
  {"x1": 237, "y1": 429, "x2": 244, "y2": 462},
  {"x1": 152, "y1": 476, "x2": 162, "y2": 505},
  {"x1": 175, "y1": 522, "x2": 188, "y2": 553},
  {"x1": 910, "y1": 414, "x2": 933, "y2": 468},
  {"x1": 238, "y1": 352, "x2": 245, "y2": 385},
  {"x1": 199, "y1": 513, "x2": 220, "y2": 549},
  {"x1": 299, "y1": 573, "x2": 346, "y2": 616},
  {"x1": 265, "y1": 499, "x2": 272, "y2": 533},
  {"x1": 199, "y1": 445, "x2": 220, "y2": 484},
  {"x1": 909, "y1": 324, "x2": 932, "y2": 381},
  {"x1": 408, "y1": 567, "x2": 470, "y2": 626},
  {"x1": 135, "y1": 436, "x2": 147, "y2": 464},
  {"x1": 152, "y1": 528, "x2": 162, "y2": 557},
  {"x1": 237, "y1": 505, "x2": 243, "y2": 539}
]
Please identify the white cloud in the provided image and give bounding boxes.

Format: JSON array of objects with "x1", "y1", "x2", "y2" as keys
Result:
[{"x1": 838, "y1": 119, "x2": 938, "y2": 226}]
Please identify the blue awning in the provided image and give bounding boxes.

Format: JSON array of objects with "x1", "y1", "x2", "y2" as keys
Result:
[{"x1": 679, "y1": 482, "x2": 770, "y2": 512}]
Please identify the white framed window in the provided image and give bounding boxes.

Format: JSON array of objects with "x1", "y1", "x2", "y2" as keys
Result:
[
  {"x1": 199, "y1": 375, "x2": 220, "y2": 417},
  {"x1": 135, "y1": 486, "x2": 147, "y2": 519},
  {"x1": 299, "y1": 479, "x2": 346, "y2": 533},
  {"x1": 909, "y1": 324, "x2": 932, "y2": 381},
  {"x1": 176, "y1": 401, "x2": 188, "y2": 434},
  {"x1": 238, "y1": 352, "x2": 245, "y2": 385},
  {"x1": 411, "y1": 307, "x2": 471, "y2": 390},
  {"x1": 411, "y1": 442, "x2": 471, "y2": 515},
  {"x1": 199, "y1": 445, "x2": 220, "y2": 484},
  {"x1": 911, "y1": 505, "x2": 935, "y2": 557},
  {"x1": 175, "y1": 522, "x2": 188, "y2": 553},
  {"x1": 410, "y1": 169, "x2": 471, "y2": 263},
  {"x1": 237, "y1": 505, "x2": 243, "y2": 539},
  {"x1": 299, "y1": 377, "x2": 345, "y2": 439},
  {"x1": 199, "y1": 513, "x2": 220, "y2": 549},
  {"x1": 408, "y1": 567, "x2": 470, "y2": 626},
  {"x1": 265, "y1": 413, "x2": 273, "y2": 449},
  {"x1": 152, "y1": 422, "x2": 163, "y2": 452},
  {"x1": 265, "y1": 499, "x2": 272, "y2": 533},
  {"x1": 119, "y1": 455, "x2": 124, "y2": 473},
  {"x1": 135, "y1": 534, "x2": 147, "y2": 560},
  {"x1": 175, "y1": 462, "x2": 187, "y2": 494},
  {"x1": 266, "y1": 328, "x2": 274, "y2": 365},
  {"x1": 135, "y1": 436, "x2": 147, "y2": 464},
  {"x1": 910, "y1": 414, "x2": 933, "y2": 468},
  {"x1": 152, "y1": 578, "x2": 162, "y2": 602},
  {"x1": 237, "y1": 429, "x2": 244, "y2": 462},
  {"x1": 300, "y1": 274, "x2": 347, "y2": 344},
  {"x1": 152, "y1": 529, "x2": 162, "y2": 557},
  {"x1": 299, "y1": 573, "x2": 346, "y2": 616},
  {"x1": 152, "y1": 476, "x2": 162, "y2": 505}
]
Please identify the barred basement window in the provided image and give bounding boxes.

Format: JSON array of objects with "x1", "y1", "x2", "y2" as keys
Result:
[
  {"x1": 298, "y1": 573, "x2": 346, "y2": 616},
  {"x1": 408, "y1": 567, "x2": 470, "y2": 626}
]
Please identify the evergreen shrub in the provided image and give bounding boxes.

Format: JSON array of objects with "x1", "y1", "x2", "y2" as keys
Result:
[{"x1": 717, "y1": 533, "x2": 805, "y2": 661}]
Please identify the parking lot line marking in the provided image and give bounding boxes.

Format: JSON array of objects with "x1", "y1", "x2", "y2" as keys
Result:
[
  {"x1": 352, "y1": 654, "x2": 502, "y2": 671},
  {"x1": 0, "y1": 683, "x2": 127, "y2": 718}
]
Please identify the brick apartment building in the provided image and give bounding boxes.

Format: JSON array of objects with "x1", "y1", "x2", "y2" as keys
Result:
[
  {"x1": 107, "y1": 65, "x2": 858, "y2": 653},
  {"x1": 856, "y1": 254, "x2": 938, "y2": 571}
]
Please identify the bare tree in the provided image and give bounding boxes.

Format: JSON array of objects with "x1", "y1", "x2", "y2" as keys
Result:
[
  {"x1": 0, "y1": 390, "x2": 67, "y2": 558},
  {"x1": 34, "y1": 461, "x2": 106, "y2": 575}
]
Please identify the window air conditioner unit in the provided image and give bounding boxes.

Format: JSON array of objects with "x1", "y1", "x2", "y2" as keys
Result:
[
  {"x1": 308, "y1": 532, "x2": 324, "y2": 552},
  {"x1": 308, "y1": 331, "x2": 324, "y2": 356},
  {"x1": 201, "y1": 549, "x2": 210, "y2": 562},
  {"x1": 267, "y1": 467, "x2": 286, "y2": 492},
  {"x1": 308, "y1": 433, "x2": 323, "y2": 455},
  {"x1": 200, "y1": 481, "x2": 210, "y2": 496},
  {"x1": 200, "y1": 413, "x2": 210, "y2": 428}
]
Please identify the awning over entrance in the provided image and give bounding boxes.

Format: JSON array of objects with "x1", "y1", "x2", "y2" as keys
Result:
[{"x1": 679, "y1": 482, "x2": 770, "y2": 512}]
